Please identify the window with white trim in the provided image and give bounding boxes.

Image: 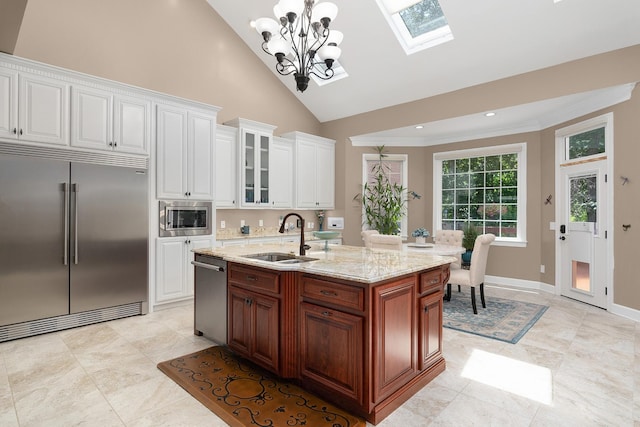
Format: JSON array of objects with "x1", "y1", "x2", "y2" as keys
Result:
[
  {"x1": 433, "y1": 143, "x2": 527, "y2": 246},
  {"x1": 362, "y1": 153, "x2": 409, "y2": 238}
]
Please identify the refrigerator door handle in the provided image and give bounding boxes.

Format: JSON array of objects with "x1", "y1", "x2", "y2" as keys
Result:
[
  {"x1": 73, "y1": 183, "x2": 79, "y2": 264},
  {"x1": 63, "y1": 182, "x2": 69, "y2": 265}
]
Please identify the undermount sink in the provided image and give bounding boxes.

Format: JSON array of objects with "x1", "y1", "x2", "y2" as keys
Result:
[{"x1": 243, "y1": 252, "x2": 318, "y2": 264}]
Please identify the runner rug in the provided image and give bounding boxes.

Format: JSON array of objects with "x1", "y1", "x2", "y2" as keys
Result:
[
  {"x1": 158, "y1": 346, "x2": 365, "y2": 427},
  {"x1": 443, "y1": 289, "x2": 548, "y2": 344}
]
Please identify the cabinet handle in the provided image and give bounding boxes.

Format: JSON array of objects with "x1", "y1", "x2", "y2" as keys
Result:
[
  {"x1": 246, "y1": 275, "x2": 258, "y2": 281},
  {"x1": 19, "y1": 129, "x2": 23, "y2": 135},
  {"x1": 320, "y1": 290, "x2": 338, "y2": 297},
  {"x1": 245, "y1": 298, "x2": 253, "y2": 306},
  {"x1": 12, "y1": 128, "x2": 17, "y2": 134},
  {"x1": 113, "y1": 141, "x2": 117, "y2": 147},
  {"x1": 185, "y1": 239, "x2": 191, "y2": 245},
  {"x1": 429, "y1": 278, "x2": 439, "y2": 285},
  {"x1": 424, "y1": 305, "x2": 429, "y2": 313},
  {"x1": 321, "y1": 311, "x2": 332, "y2": 317}
]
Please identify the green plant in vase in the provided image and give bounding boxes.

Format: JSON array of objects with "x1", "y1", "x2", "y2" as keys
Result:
[
  {"x1": 353, "y1": 146, "x2": 420, "y2": 235},
  {"x1": 461, "y1": 222, "x2": 479, "y2": 264}
]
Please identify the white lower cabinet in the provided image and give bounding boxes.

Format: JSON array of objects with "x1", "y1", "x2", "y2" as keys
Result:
[{"x1": 155, "y1": 236, "x2": 212, "y2": 304}]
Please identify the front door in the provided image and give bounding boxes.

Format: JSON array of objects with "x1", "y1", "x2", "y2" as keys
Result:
[
  {"x1": 558, "y1": 166, "x2": 607, "y2": 308},
  {"x1": 555, "y1": 114, "x2": 612, "y2": 309}
]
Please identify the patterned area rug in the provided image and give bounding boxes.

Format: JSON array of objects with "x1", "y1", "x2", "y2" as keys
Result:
[
  {"x1": 443, "y1": 289, "x2": 548, "y2": 344},
  {"x1": 158, "y1": 346, "x2": 365, "y2": 427}
]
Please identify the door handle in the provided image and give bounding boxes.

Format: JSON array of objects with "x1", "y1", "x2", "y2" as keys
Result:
[
  {"x1": 191, "y1": 261, "x2": 223, "y2": 272},
  {"x1": 63, "y1": 183, "x2": 69, "y2": 265},
  {"x1": 73, "y1": 183, "x2": 79, "y2": 264}
]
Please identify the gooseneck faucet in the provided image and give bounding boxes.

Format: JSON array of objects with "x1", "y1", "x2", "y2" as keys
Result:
[{"x1": 279, "y1": 213, "x2": 311, "y2": 256}]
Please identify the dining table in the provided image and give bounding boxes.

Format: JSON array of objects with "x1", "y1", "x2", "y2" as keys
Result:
[{"x1": 402, "y1": 243, "x2": 466, "y2": 256}]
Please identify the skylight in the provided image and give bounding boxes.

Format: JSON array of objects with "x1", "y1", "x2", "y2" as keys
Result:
[{"x1": 376, "y1": 0, "x2": 453, "y2": 55}]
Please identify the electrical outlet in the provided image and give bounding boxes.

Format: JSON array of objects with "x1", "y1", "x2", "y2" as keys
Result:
[
  {"x1": 240, "y1": 219, "x2": 245, "y2": 227},
  {"x1": 259, "y1": 219, "x2": 263, "y2": 227},
  {"x1": 540, "y1": 265, "x2": 546, "y2": 273},
  {"x1": 220, "y1": 220, "x2": 226, "y2": 229}
]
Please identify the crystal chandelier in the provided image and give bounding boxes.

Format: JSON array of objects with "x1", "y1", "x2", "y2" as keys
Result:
[{"x1": 254, "y1": 0, "x2": 343, "y2": 92}]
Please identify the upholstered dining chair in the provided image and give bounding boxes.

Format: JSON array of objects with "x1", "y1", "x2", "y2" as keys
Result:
[
  {"x1": 361, "y1": 230, "x2": 380, "y2": 248},
  {"x1": 367, "y1": 234, "x2": 403, "y2": 250},
  {"x1": 433, "y1": 229, "x2": 464, "y2": 269},
  {"x1": 446, "y1": 233, "x2": 495, "y2": 314}
]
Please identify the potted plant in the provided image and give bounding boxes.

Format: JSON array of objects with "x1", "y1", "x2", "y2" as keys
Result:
[
  {"x1": 353, "y1": 146, "x2": 420, "y2": 235},
  {"x1": 411, "y1": 227, "x2": 430, "y2": 244},
  {"x1": 461, "y1": 223, "x2": 479, "y2": 264}
]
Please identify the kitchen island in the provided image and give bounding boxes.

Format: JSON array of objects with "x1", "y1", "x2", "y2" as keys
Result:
[{"x1": 194, "y1": 243, "x2": 455, "y2": 424}]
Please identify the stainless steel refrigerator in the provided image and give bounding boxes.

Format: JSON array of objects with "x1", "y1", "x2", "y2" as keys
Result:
[{"x1": 0, "y1": 146, "x2": 148, "y2": 341}]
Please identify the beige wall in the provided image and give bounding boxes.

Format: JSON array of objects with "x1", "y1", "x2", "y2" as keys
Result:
[
  {"x1": 13, "y1": 0, "x2": 321, "y2": 135},
  {"x1": 9, "y1": 1, "x2": 640, "y2": 309}
]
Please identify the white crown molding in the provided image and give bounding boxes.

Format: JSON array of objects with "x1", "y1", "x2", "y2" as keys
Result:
[{"x1": 350, "y1": 83, "x2": 636, "y2": 147}]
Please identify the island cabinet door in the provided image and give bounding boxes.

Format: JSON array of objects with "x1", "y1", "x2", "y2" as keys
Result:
[
  {"x1": 228, "y1": 286, "x2": 252, "y2": 355},
  {"x1": 299, "y1": 302, "x2": 364, "y2": 404},
  {"x1": 418, "y1": 292, "x2": 443, "y2": 371},
  {"x1": 228, "y1": 285, "x2": 280, "y2": 373},
  {"x1": 372, "y1": 278, "x2": 418, "y2": 404}
]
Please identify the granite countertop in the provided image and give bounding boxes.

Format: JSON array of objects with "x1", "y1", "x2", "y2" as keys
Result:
[{"x1": 195, "y1": 243, "x2": 455, "y2": 284}]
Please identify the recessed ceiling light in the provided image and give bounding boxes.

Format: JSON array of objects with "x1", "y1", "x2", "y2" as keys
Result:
[
  {"x1": 485, "y1": 112, "x2": 496, "y2": 117},
  {"x1": 415, "y1": 125, "x2": 424, "y2": 129}
]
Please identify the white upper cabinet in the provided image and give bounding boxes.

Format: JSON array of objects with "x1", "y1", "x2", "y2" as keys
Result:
[
  {"x1": 215, "y1": 124, "x2": 238, "y2": 209},
  {"x1": 269, "y1": 136, "x2": 294, "y2": 209},
  {"x1": 0, "y1": 68, "x2": 18, "y2": 140},
  {"x1": 225, "y1": 118, "x2": 277, "y2": 209},
  {"x1": 71, "y1": 85, "x2": 151, "y2": 155},
  {"x1": 156, "y1": 104, "x2": 217, "y2": 200},
  {"x1": 188, "y1": 110, "x2": 216, "y2": 200},
  {"x1": 282, "y1": 131, "x2": 335, "y2": 209},
  {"x1": 0, "y1": 69, "x2": 69, "y2": 146}
]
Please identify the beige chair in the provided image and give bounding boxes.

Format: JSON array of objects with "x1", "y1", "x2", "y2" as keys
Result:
[
  {"x1": 446, "y1": 234, "x2": 495, "y2": 314},
  {"x1": 367, "y1": 234, "x2": 403, "y2": 250},
  {"x1": 361, "y1": 230, "x2": 380, "y2": 248},
  {"x1": 433, "y1": 229, "x2": 464, "y2": 269}
]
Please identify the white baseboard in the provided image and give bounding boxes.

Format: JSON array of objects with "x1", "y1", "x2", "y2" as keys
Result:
[
  {"x1": 609, "y1": 302, "x2": 640, "y2": 322},
  {"x1": 484, "y1": 275, "x2": 556, "y2": 294},
  {"x1": 485, "y1": 274, "x2": 640, "y2": 322}
]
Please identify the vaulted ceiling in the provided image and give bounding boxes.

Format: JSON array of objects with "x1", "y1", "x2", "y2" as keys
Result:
[{"x1": 206, "y1": 0, "x2": 640, "y2": 125}]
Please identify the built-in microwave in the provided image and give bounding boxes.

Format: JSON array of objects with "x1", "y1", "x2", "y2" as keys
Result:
[{"x1": 159, "y1": 201, "x2": 212, "y2": 237}]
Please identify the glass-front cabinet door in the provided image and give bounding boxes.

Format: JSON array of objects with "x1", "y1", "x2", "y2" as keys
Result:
[
  {"x1": 225, "y1": 118, "x2": 276, "y2": 209},
  {"x1": 240, "y1": 128, "x2": 272, "y2": 207},
  {"x1": 244, "y1": 131, "x2": 256, "y2": 204},
  {"x1": 259, "y1": 134, "x2": 269, "y2": 204}
]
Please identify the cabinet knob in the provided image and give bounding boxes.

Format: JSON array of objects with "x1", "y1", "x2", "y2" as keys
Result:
[
  {"x1": 12, "y1": 128, "x2": 17, "y2": 134},
  {"x1": 19, "y1": 129, "x2": 23, "y2": 135},
  {"x1": 108, "y1": 142, "x2": 113, "y2": 147},
  {"x1": 113, "y1": 141, "x2": 117, "y2": 147},
  {"x1": 424, "y1": 305, "x2": 429, "y2": 313},
  {"x1": 321, "y1": 311, "x2": 332, "y2": 317}
]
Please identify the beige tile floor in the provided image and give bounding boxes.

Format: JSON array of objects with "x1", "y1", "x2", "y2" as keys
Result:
[{"x1": 1, "y1": 285, "x2": 638, "y2": 426}]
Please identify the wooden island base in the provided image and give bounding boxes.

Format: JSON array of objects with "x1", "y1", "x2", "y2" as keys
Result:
[{"x1": 195, "y1": 244, "x2": 452, "y2": 425}]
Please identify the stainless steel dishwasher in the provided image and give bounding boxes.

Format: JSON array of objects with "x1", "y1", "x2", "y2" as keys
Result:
[{"x1": 192, "y1": 254, "x2": 227, "y2": 344}]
